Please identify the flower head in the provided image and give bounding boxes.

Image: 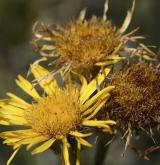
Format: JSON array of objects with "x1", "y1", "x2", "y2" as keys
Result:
[
  {"x1": 103, "y1": 63, "x2": 160, "y2": 157},
  {"x1": 33, "y1": 0, "x2": 137, "y2": 78},
  {"x1": 105, "y1": 63, "x2": 160, "y2": 129},
  {"x1": 0, "y1": 65, "x2": 115, "y2": 165},
  {"x1": 25, "y1": 85, "x2": 82, "y2": 138}
]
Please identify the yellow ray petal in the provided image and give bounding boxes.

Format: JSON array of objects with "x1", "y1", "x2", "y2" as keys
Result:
[
  {"x1": 7, "y1": 92, "x2": 30, "y2": 106},
  {"x1": 31, "y1": 138, "x2": 55, "y2": 155},
  {"x1": 95, "y1": 59, "x2": 121, "y2": 66},
  {"x1": 119, "y1": 0, "x2": 135, "y2": 33},
  {"x1": 0, "y1": 129, "x2": 37, "y2": 138},
  {"x1": 16, "y1": 136, "x2": 49, "y2": 146},
  {"x1": 3, "y1": 133, "x2": 48, "y2": 147},
  {"x1": 80, "y1": 67, "x2": 111, "y2": 104},
  {"x1": 82, "y1": 120, "x2": 116, "y2": 128},
  {"x1": 1, "y1": 105, "x2": 25, "y2": 116},
  {"x1": 4, "y1": 135, "x2": 47, "y2": 151},
  {"x1": 82, "y1": 86, "x2": 114, "y2": 110},
  {"x1": 3, "y1": 137, "x2": 22, "y2": 145},
  {"x1": 83, "y1": 120, "x2": 116, "y2": 125},
  {"x1": 104, "y1": 55, "x2": 125, "y2": 60},
  {"x1": 3, "y1": 115, "x2": 27, "y2": 125},
  {"x1": 0, "y1": 99, "x2": 9, "y2": 107},
  {"x1": 26, "y1": 137, "x2": 49, "y2": 151},
  {"x1": 70, "y1": 131, "x2": 92, "y2": 138},
  {"x1": 7, "y1": 148, "x2": 20, "y2": 165},
  {"x1": 76, "y1": 137, "x2": 92, "y2": 147},
  {"x1": 82, "y1": 93, "x2": 110, "y2": 116},
  {"x1": 102, "y1": 127, "x2": 112, "y2": 134},
  {"x1": 16, "y1": 75, "x2": 40, "y2": 99},
  {"x1": 0, "y1": 120, "x2": 10, "y2": 125},
  {"x1": 13, "y1": 144, "x2": 22, "y2": 150},
  {"x1": 62, "y1": 138, "x2": 70, "y2": 165},
  {"x1": 0, "y1": 119, "x2": 10, "y2": 125},
  {"x1": 30, "y1": 64, "x2": 57, "y2": 95},
  {"x1": 85, "y1": 95, "x2": 110, "y2": 120},
  {"x1": 7, "y1": 100, "x2": 29, "y2": 109}
]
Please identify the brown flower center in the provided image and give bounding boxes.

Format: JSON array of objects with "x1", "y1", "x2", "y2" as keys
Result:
[{"x1": 106, "y1": 64, "x2": 160, "y2": 128}]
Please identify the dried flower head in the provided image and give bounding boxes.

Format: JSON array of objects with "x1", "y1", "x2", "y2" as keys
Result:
[
  {"x1": 32, "y1": 0, "x2": 144, "y2": 78},
  {"x1": 105, "y1": 63, "x2": 160, "y2": 129},
  {"x1": 0, "y1": 65, "x2": 115, "y2": 165},
  {"x1": 103, "y1": 63, "x2": 160, "y2": 158}
]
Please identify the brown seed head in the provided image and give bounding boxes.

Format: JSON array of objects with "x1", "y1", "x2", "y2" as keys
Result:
[{"x1": 105, "y1": 63, "x2": 160, "y2": 129}]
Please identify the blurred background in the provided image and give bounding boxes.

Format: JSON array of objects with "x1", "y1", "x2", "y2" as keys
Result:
[{"x1": 0, "y1": 0, "x2": 159, "y2": 164}]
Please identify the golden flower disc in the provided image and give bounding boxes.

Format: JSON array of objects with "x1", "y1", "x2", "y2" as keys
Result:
[{"x1": 26, "y1": 87, "x2": 81, "y2": 138}]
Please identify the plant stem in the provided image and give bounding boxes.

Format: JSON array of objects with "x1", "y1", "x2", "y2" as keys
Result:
[{"x1": 94, "y1": 133, "x2": 112, "y2": 165}]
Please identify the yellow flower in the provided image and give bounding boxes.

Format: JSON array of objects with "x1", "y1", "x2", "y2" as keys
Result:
[
  {"x1": 0, "y1": 65, "x2": 115, "y2": 165},
  {"x1": 33, "y1": 0, "x2": 137, "y2": 78},
  {"x1": 0, "y1": 100, "x2": 10, "y2": 125}
]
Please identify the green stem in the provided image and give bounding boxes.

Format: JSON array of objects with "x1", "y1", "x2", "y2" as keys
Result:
[{"x1": 94, "y1": 134, "x2": 112, "y2": 165}]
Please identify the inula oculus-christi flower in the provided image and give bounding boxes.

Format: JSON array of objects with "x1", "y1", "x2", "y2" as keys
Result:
[
  {"x1": 32, "y1": 0, "x2": 145, "y2": 79},
  {"x1": 0, "y1": 64, "x2": 115, "y2": 165},
  {"x1": 105, "y1": 63, "x2": 160, "y2": 130},
  {"x1": 0, "y1": 0, "x2": 159, "y2": 164},
  {"x1": 103, "y1": 63, "x2": 160, "y2": 157}
]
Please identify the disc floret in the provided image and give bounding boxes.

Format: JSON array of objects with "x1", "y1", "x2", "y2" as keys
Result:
[{"x1": 26, "y1": 86, "x2": 81, "y2": 139}]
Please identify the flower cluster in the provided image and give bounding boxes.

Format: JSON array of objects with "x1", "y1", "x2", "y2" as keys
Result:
[{"x1": 0, "y1": 0, "x2": 159, "y2": 164}]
